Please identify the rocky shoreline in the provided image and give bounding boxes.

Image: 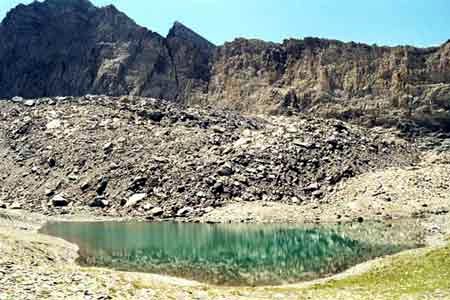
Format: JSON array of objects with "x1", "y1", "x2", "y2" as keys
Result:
[{"x1": 0, "y1": 205, "x2": 449, "y2": 300}]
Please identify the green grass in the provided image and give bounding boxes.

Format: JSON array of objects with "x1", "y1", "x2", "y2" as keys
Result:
[{"x1": 305, "y1": 244, "x2": 450, "y2": 299}]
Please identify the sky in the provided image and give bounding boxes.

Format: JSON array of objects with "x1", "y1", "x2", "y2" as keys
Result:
[{"x1": 1, "y1": 0, "x2": 449, "y2": 47}]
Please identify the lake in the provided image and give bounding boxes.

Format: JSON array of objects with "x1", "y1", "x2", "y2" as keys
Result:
[{"x1": 40, "y1": 221, "x2": 422, "y2": 286}]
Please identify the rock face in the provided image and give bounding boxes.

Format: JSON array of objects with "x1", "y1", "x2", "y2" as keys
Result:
[
  {"x1": 207, "y1": 39, "x2": 450, "y2": 132},
  {"x1": 166, "y1": 21, "x2": 215, "y2": 104},
  {"x1": 0, "y1": 0, "x2": 178, "y2": 99},
  {"x1": 0, "y1": 0, "x2": 449, "y2": 130},
  {"x1": 0, "y1": 96, "x2": 418, "y2": 218}
]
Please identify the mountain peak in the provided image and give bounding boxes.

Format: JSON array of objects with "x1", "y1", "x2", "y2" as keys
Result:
[
  {"x1": 169, "y1": 21, "x2": 191, "y2": 34},
  {"x1": 43, "y1": 0, "x2": 95, "y2": 9},
  {"x1": 2, "y1": 0, "x2": 96, "y2": 28},
  {"x1": 172, "y1": 20, "x2": 187, "y2": 29},
  {"x1": 167, "y1": 21, "x2": 215, "y2": 48}
]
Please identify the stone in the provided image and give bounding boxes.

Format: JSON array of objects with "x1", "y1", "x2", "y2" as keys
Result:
[
  {"x1": 304, "y1": 183, "x2": 320, "y2": 192},
  {"x1": 103, "y1": 142, "x2": 114, "y2": 152},
  {"x1": 125, "y1": 193, "x2": 147, "y2": 208},
  {"x1": 47, "y1": 158, "x2": 56, "y2": 168},
  {"x1": 46, "y1": 119, "x2": 62, "y2": 130},
  {"x1": 286, "y1": 126, "x2": 298, "y2": 133},
  {"x1": 212, "y1": 182, "x2": 224, "y2": 194},
  {"x1": 44, "y1": 189, "x2": 54, "y2": 197},
  {"x1": 177, "y1": 206, "x2": 194, "y2": 217},
  {"x1": 68, "y1": 174, "x2": 78, "y2": 181},
  {"x1": 51, "y1": 195, "x2": 69, "y2": 207},
  {"x1": 88, "y1": 197, "x2": 108, "y2": 208},
  {"x1": 211, "y1": 126, "x2": 226, "y2": 133},
  {"x1": 11, "y1": 96, "x2": 24, "y2": 102},
  {"x1": 291, "y1": 197, "x2": 301, "y2": 204},
  {"x1": 96, "y1": 177, "x2": 109, "y2": 195},
  {"x1": 9, "y1": 202, "x2": 22, "y2": 209},
  {"x1": 293, "y1": 140, "x2": 314, "y2": 148},
  {"x1": 312, "y1": 190, "x2": 323, "y2": 198},
  {"x1": 196, "y1": 191, "x2": 207, "y2": 198},
  {"x1": 142, "y1": 203, "x2": 153, "y2": 211},
  {"x1": 80, "y1": 181, "x2": 91, "y2": 191},
  {"x1": 23, "y1": 99, "x2": 36, "y2": 107},
  {"x1": 217, "y1": 163, "x2": 234, "y2": 176},
  {"x1": 128, "y1": 176, "x2": 147, "y2": 192},
  {"x1": 146, "y1": 111, "x2": 165, "y2": 122},
  {"x1": 149, "y1": 206, "x2": 164, "y2": 216}
]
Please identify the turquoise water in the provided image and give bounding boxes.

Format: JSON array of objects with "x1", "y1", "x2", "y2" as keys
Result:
[{"x1": 40, "y1": 221, "x2": 418, "y2": 286}]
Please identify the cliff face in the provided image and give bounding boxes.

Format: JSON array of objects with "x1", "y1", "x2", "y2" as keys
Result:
[
  {"x1": 207, "y1": 38, "x2": 450, "y2": 130},
  {"x1": 0, "y1": 0, "x2": 449, "y2": 130},
  {"x1": 166, "y1": 21, "x2": 215, "y2": 104},
  {"x1": 208, "y1": 38, "x2": 449, "y2": 110}
]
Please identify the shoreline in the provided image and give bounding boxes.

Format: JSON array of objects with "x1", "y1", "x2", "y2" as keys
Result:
[{"x1": 1, "y1": 207, "x2": 449, "y2": 299}]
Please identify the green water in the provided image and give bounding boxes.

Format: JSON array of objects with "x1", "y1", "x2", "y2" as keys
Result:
[{"x1": 40, "y1": 221, "x2": 419, "y2": 286}]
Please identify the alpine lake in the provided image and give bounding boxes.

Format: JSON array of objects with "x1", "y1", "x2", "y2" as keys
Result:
[{"x1": 40, "y1": 220, "x2": 424, "y2": 286}]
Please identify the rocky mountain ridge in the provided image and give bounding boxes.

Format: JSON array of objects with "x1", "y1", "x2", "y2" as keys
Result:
[{"x1": 0, "y1": 0, "x2": 449, "y2": 130}]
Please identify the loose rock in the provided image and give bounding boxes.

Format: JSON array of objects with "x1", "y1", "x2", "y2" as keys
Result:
[{"x1": 51, "y1": 195, "x2": 69, "y2": 207}]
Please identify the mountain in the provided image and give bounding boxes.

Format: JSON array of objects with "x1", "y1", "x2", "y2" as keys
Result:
[
  {"x1": 166, "y1": 21, "x2": 215, "y2": 104},
  {"x1": 208, "y1": 38, "x2": 450, "y2": 131},
  {"x1": 0, "y1": 0, "x2": 449, "y2": 130},
  {"x1": 0, "y1": 0, "x2": 178, "y2": 99}
]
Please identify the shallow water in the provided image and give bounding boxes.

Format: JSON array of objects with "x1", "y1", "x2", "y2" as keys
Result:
[{"x1": 40, "y1": 221, "x2": 421, "y2": 286}]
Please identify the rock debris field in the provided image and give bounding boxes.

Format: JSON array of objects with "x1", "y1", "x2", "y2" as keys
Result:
[{"x1": 0, "y1": 96, "x2": 418, "y2": 219}]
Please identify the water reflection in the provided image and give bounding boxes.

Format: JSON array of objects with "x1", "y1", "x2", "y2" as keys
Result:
[{"x1": 41, "y1": 222, "x2": 414, "y2": 286}]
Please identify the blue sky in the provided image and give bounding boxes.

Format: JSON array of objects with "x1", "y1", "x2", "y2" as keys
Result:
[{"x1": 1, "y1": 0, "x2": 449, "y2": 47}]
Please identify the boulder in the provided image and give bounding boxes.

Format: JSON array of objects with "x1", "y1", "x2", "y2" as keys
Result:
[
  {"x1": 51, "y1": 195, "x2": 69, "y2": 207},
  {"x1": 177, "y1": 206, "x2": 194, "y2": 217},
  {"x1": 9, "y1": 202, "x2": 22, "y2": 209},
  {"x1": 149, "y1": 206, "x2": 164, "y2": 217},
  {"x1": 46, "y1": 119, "x2": 62, "y2": 130},
  {"x1": 125, "y1": 193, "x2": 147, "y2": 208},
  {"x1": 88, "y1": 197, "x2": 108, "y2": 208},
  {"x1": 217, "y1": 163, "x2": 234, "y2": 176}
]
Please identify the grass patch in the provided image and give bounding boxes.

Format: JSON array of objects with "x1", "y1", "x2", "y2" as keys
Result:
[{"x1": 310, "y1": 245, "x2": 450, "y2": 299}]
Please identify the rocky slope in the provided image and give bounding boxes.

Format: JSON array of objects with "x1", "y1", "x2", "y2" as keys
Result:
[
  {"x1": 0, "y1": 96, "x2": 417, "y2": 218},
  {"x1": 0, "y1": 0, "x2": 449, "y2": 131}
]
